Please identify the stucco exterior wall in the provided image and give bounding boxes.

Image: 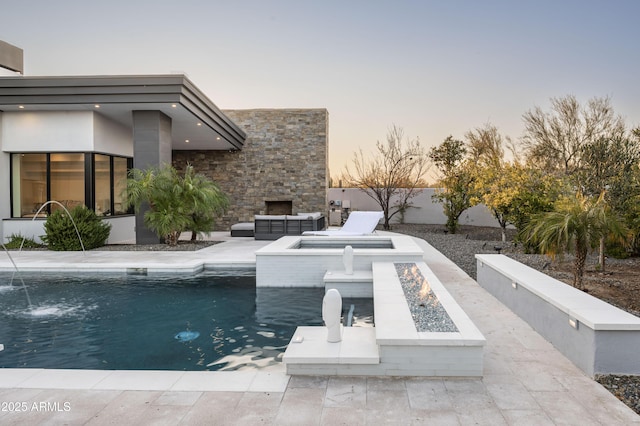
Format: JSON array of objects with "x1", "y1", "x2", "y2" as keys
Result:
[
  {"x1": 1, "y1": 111, "x2": 133, "y2": 156},
  {"x1": 328, "y1": 187, "x2": 500, "y2": 227},
  {"x1": 1, "y1": 111, "x2": 94, "y2": 152},
  {"x1": 173, "y1": 109, "x2": 329, "y2": 230},
  {"x1": 94, "y1": 113, "x2": 133, "y2": 156}
]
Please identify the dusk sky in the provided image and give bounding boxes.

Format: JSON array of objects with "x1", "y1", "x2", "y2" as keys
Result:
[{"x1": 2, "y1": 0, "x2": 639, "y2": 182}]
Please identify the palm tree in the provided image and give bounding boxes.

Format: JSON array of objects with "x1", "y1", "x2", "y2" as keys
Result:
[
  {"x1": 126, "y1": 164, "x2": 228, "y2": 246},
  {"x1": 180, "y1": 165, "x2": 229, "y2": 241},
  {"x1": 524, "y1": 191, "x2": 628, "y2": 290}
]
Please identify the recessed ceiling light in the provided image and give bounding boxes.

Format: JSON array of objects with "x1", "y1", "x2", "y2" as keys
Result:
[
  {"x1": 94, "y1": 104, "x2": 100, "y2": 108},
  {"x1": 185, "y1": 139, "x2": 190, "y2": 143},
  {"x1": 18, "y1": 105, "x2": 24, "y2": 109},
  {"x1": 171, "y1": 104, "x2": 177, "y2": 108},
  {"x1": 216, "y1": 137, "x2": 221, "y2": 140},
  {"x1": 197, "y1": 122, "x2": 202, "y2": 126}
]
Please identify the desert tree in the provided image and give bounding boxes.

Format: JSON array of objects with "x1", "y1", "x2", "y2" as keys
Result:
[
  {"x1": 524, "y1": 192, "x2": 628, "y2": 290},
  {"x1": 429, "y1": 136, "x2": 476, "y2": 234},
  {"x1": 522, "y1": 95, "x2": 629, "y2": 267},
  {"x1": 477, "y1": 161, "x2": 568, "y2": 245},
  {"x1": 576, "y1": 134, "x2": 640, "y2": 268},
  {"x1": 343, "y1": 125, "x2": 430, "y2": 230},
  {"x1": 465, "y1": 124, "x2": 510, "y2": 240},
  {"x1": 465, "y1": 123, "x2": 506, "y2": 170},
  {"x1": 522, "y1": 95, "x2": 626, "y2": 177}
]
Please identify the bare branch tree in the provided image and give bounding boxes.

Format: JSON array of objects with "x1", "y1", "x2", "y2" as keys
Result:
[
  {"x1": 343, "y1": 125, "x2": 431, "y2": 230},
  {"x1": 521, "y1": 95, "x2": 626, "y2": 176},
  {"x1": 465, "y1": 123, "x2": 505, "y2": 169}
]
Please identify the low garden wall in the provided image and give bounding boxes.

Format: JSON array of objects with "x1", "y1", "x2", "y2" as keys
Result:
[{"x1": 476, "y1": 254, "x2": 640, "y2": 377}]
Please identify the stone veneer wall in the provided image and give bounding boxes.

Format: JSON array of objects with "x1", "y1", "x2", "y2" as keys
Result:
[{"x1": 172, "y1": 109, "x2": 329, "y2": 230}]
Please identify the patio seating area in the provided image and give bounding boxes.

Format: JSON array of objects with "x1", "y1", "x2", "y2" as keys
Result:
[{"x1": 241, "y1": 212, "x2": 327, "y2": 240}]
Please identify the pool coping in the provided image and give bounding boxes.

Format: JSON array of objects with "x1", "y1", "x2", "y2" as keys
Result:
[
  {"x1": 0, "y1": 367, "x2": 290, "y2": 393},
  {"x1": 0, "y1": 237, "x2": 265, "y2": 275}
]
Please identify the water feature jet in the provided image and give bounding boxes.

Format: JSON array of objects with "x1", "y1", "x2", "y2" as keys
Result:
[
  {"x1": 1, "y1": 243, "x2": 32, "y2": 311},
  {"x1": 19, "y1": 200, "x2": 86, "y2": 254},
  {"x1": 2, "y1": 200, "x2": 88, "y2": 314}
]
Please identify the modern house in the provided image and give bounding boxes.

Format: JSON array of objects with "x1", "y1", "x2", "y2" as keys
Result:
[{"x1": 0, "y1": 41, "x2": 328, "y2": 244}]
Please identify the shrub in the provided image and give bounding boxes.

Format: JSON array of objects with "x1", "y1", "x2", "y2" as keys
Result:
[
  {"x1": 606, "y1": 243, "x2": 630, "y2": 260},
  {"x1": 43, "y1": 206, "x2": 111, "y2": 251},
  {"x1": 3, "y1": 233, "x2": 45, "y2": 249}
]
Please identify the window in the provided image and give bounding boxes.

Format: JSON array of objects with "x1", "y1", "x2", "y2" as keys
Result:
[
  {"x1": 113, "y1": 156, "x2": 128, "y2": 215},
  {"x1": 95, "y1": 154, "x2": 111, "y2": 216},
  {"x1": 11, "y1": 153, "x2": 47, "y2": 217},
  {"x1": 11, "y1": 153, "x2": 132, "y2": 218},
  {"x1": 50, "y1": 153, "x2": 85, "y2": 213}
]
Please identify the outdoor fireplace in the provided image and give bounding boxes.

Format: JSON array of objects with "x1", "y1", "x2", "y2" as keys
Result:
[{"x1": 265, "y1": 200, "x2": 292, "y2": 215}]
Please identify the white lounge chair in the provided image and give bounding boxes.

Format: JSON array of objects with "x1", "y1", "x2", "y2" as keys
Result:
[{"x1": 302, "y1": 211, "x2": 383, "y2": 236}]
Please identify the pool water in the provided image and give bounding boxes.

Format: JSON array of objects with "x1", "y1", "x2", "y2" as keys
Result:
[{"x1": 0, "y1": 272, "x2": 373, "y2": 371}]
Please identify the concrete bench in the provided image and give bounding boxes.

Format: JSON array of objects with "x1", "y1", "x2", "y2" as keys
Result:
[{"x1": 476, "y1": 254, "x2": 640, "y2": 376}]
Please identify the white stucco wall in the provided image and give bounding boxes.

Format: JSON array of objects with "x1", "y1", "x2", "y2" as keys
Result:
[
  {"x1": 2, "y1": 215, "x2": 134, "y2": 245},
  {"x1": 2, "y1": 111, "x2": 133, "y2": 155},
  {"x1": 94, "y1": 113, "x2": 133, "y2": 156},
  {"x1": 2, "y1": 219, "x2": 46, "y2": 243},
  {"x1": 328, "y1": 188, "x2": 500, "y2": 227},
  {"x1": 1, "y1": 111, "x2": 95, "y2": 152}
]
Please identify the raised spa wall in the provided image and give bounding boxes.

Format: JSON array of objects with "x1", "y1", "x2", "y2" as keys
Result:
[
  {"x1": 255, "y1": 235, "x2": 424, "y2": 287},
  {"x1": 258, "y1": 235, "x2": 486, "y2": 376}
]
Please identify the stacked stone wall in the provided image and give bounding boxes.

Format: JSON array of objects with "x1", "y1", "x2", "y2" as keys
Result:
[{"x1": 172, "y1": 108, "x2": 328, "y2": 230}]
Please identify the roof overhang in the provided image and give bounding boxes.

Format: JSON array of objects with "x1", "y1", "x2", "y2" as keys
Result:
[{"x1": 0, "y1": 74, "x2": 246, "y2": 150}]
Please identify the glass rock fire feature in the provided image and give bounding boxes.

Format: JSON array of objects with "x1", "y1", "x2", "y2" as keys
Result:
[{"x1": 395, "y1": 262, "x2": 458, "y2": 333}]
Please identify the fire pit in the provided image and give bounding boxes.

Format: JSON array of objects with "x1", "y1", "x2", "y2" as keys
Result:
[{"x1": 395, "y1": 262, "x2": 458, "y2": 333}]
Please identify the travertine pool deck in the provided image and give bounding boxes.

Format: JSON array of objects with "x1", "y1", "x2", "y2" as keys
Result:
[{"x1": 1, "y1": 232, "x2": 638, "y2": 424}]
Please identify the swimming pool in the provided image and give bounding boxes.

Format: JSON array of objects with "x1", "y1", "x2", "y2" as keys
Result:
[{"x1": 0, "y1": 272, "x2": 373, "y2": 371}]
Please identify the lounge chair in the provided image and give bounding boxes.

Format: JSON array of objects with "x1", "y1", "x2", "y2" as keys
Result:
[{"x1": 302, "y1": 211, "x2": 383, "y2": 236}]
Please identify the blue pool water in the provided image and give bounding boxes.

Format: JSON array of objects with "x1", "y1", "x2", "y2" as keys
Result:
[{"x1": 0, "y1": 272, "x2": 373, "y2": 371}]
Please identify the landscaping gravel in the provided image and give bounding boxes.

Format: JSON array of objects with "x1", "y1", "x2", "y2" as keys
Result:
[{"x1": 392, "y1": 223, "x2": 640, "y2": 417}]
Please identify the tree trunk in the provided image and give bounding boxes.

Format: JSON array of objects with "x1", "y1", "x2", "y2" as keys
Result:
[
  {"x1": 501, "y1": 225, "x2": 507, "y2": 243},
  {"x1": 598, "y1": 237, "x2": 605, "y2": 273},
  {"x1": 191, "y1": 231, "x2": 197, "y2": 241},
  {"x1": 166, "y1": 231, "x2": 180, "y2": 246},
  {"x1": 574, "y1": 244, "x2": 587, "y2": 290}
]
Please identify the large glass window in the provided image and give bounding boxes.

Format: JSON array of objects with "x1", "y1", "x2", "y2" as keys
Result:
[
  {"x1": 11, "y1": 153, "x2": 47, "y2": 218},
  {"x1": 11, "y1": 153, "x2": 131, "y2": 218},
  {"x1": 95, "y1": 154, "x2": 111, "y2": 216},
  {"x1": 113, "y1": 156, "x2": 128, "y2": 215},
  {"x1": 50, "y1": 153, "x2": 85, "y2": 213}
]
